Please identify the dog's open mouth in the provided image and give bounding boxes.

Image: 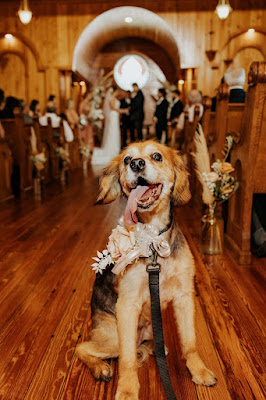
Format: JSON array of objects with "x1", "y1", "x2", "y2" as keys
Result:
[{"x1": 124, "y1": 177, "x2": 163, "y2": 225}]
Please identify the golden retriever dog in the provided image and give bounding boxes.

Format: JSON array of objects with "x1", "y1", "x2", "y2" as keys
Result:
[{"x1": 76, "y1": 141, "x2": 217, "y2": 400}]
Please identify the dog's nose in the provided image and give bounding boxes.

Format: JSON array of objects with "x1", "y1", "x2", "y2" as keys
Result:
[{"x1": 130, "y1": 158, "x2": 146, "y2": 172}]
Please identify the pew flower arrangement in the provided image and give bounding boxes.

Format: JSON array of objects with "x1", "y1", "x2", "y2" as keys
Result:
[
  {"x1": 193, "y1": 124, "x2": 239, "y2": 254},
  {"x1": 54, "y1": 145, "x2": 70, "y2": 169},
  {"x1": 31, "y1": 150, "x2": 46, "y2": 171}
]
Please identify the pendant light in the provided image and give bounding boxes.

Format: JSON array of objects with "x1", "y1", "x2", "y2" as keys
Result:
[
  {"x1": 18, "y1": 0, "x2": 32, "y2": 25},
  {"x1": 215, "y1": 0, "x2": 232, "y2": 20}
]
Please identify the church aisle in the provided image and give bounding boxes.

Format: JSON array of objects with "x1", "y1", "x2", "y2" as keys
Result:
[{"x1": 0, "y1": 169, "x2": 264, "y2": 400}]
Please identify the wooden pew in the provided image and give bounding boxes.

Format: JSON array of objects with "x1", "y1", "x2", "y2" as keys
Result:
[
  {"x1": 207, "y1": 83, "x2": 245, "y2": 163},
  {"x1": 225, "y1": 61, "x2": 266, "y2": 264},
  {"x1": 39, "y1": 119, "x2": 60, "y2": 181},
  {"x1": 0, "y1": 137, "x2": 13, "y2": 201},
  {"x1": 2, "y1": 115, "x2": 33, "y2": 196}
]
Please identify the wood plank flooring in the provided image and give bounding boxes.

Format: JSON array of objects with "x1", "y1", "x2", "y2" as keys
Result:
[{"x1": 0, "y1": 168, "x2": 265, "y2": 400}]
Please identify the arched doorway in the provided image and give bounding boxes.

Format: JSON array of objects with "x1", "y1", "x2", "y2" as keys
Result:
[{"x1": 72, "y1": 6, "x2": 180, "y2": 84}]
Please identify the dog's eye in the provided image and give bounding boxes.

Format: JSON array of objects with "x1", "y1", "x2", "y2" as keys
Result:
[
  {"x1": 151, "y1": 152, "x2": 163, "y2": 162},
  {"x1": 124, "y1": 156, "x2": 132, "y2": 165}
]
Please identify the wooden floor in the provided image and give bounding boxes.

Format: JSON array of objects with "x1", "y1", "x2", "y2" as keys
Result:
[{"x1": 0, "y1": 168, "x2": 265, "y2": 400}]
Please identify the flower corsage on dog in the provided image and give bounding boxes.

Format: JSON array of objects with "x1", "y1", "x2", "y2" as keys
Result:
[{"x1": 91, "y1": 218, "x2": 171, "y2": 275}]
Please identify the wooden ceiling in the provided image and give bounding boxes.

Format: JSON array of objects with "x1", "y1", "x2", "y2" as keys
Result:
[{"x1": 0, "y1": 0, "x2": 265, "y2": 16}]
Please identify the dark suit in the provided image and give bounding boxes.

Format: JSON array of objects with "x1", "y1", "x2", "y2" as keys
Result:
[
  {"x1": 154, "y1": 98, "x2": 169, "y2": 143},
  {"x1": 130, "y1": 90, "x2": 144, "y2": 141},
  {"x1": 170, "y1": 99, "x2": 183, "y2": 123},
  {"x1": 229, "y1": 88, "x2": 246, "y2": 103},
  {"x1": 120, "y1": 98, "x2": 131, "y2": 148}
]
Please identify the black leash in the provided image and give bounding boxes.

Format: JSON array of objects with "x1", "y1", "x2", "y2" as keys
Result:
[{"x1": 147, "y1": 246, "x2": 177, "y2": 400}]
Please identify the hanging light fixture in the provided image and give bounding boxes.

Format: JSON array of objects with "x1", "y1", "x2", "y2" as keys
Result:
[
  {"x1": 215, "y1": 0, "x2": 232, "y2": 20},
  {"x1": 18, "y1": 0, "x2": 32, "y2": 25}
]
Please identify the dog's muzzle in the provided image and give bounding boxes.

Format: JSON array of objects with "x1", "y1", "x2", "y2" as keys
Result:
[{"x1": 130, "y1": 158, "x2": 145, "y2": 173}]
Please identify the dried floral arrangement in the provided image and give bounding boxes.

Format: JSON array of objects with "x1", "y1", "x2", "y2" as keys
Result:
[{"x1": 193, "y1": 124, "x2": 239, "y2": 210}]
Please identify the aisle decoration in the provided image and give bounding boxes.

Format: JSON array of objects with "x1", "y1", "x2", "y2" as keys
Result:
[
  {"x1": 91, "y1": 218, "x2": 170, "y2": 275},
  {"x1": 193, "y1": 124, "x2": 239, "y2": 254}
]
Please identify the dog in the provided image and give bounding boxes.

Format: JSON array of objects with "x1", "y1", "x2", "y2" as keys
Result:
[{"x1": 76, "y1": 140, "x2": 217, "y2": 400}]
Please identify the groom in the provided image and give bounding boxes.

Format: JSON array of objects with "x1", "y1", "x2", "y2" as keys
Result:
[{"x1": 130, "y1": 83, "x2": 144, "y2": 142}]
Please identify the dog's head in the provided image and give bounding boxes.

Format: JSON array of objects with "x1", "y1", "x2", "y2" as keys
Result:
[{"x1": 97, "y1": 141, "x2": 191, "y2": 224}]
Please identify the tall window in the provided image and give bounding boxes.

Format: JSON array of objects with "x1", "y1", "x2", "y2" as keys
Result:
[{"x1": 114, "y1": 54, "x2": 149, "y2": 91}]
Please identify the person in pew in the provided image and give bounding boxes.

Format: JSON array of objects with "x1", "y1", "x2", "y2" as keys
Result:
[
  {"x1": 39, "y1": 105, "x2": 73, "y2": 142},
  {"x1": 168, "y1": 90, "x2": 184, "y2": 147},
  {"x1": 47, "y1": 94, "x2": 57, "y2": 110},
  {"x1": 29, "y1": 99, "x2": 41, "y2": 119},
  {"x1": 0, "y1": 89, "x2": 5, "y2": 138},
  {"x1": 153, "y1": 88, "x2": 169, "y2": 144},
  {"x1": 65, "y1": 99, "x2": 79, "y2": 130},
  {"x1": 59, "y1": 113, "x2": 74, "y2": 143},
  {"x1": 0, "y1": 96, "x2": 21, "y2": 119},
  {"x1": 224, "y1": 65, "x2": 246, "y2": 103},
  {"x1": 177, "y1": 90, "x2": 204, "y2": 130},
  {"x1": 19, "y1": 99, "x2": 33, "y2": 123}
]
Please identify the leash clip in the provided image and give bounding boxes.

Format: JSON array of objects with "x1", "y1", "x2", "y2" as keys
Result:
[{"x1": 146, "y1": 245, "x2": 161, "y2": 272}]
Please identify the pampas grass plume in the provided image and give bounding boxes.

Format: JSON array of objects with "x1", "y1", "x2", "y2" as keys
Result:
[{"x1": 193, "y1": 124, "x2": 214, "y2": 206}]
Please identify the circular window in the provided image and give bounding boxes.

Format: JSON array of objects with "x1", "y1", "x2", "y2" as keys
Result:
[{"x1": 114, "y1": 54, "x2": 150, "y2": 91}]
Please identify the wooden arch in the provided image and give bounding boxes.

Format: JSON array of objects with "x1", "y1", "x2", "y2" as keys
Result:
[
  {"x1": 72, "y1": 6, "x2": 180, "y2": 84},
  {"x1": 0, "y1": 32, "x2": 45, "y2": 72}
]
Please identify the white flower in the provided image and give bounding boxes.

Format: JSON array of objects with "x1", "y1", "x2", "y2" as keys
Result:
[{"x1": 91, "y1": 249, "x2": 113, "y2": 274}]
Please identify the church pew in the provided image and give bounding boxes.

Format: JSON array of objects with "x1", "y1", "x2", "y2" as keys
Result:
[
  {"x1": 207, "y1": 83, "x2": 245, "y2": 163},
  {"x1": 1, "y1": 115, "x2": 33, "y2": 196},
  {"x1": 0, "y1": 137, "x2": 13, "y2": 201},
  {"x1": 39, "y1": 119, "x2": 60, "y2": 181},
  {"x1": 225, "y1": 61, "x2": 266, "y2": 264}
]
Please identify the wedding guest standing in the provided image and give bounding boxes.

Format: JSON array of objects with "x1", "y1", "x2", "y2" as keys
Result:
[
  {"x1": 130, "y1": 83, "x2": 144, "y2": 142},
  {"x1": 65, "y1": 99, "x2": 79, "y2": 129},
  {"x1": 78, "y1": 92, "x2": 94, "y2": 152},
  {"x1": 0, "y1": 89, "x2": 5, "y2": 138},
  {"x1": 153, "y1": 88, "x2": 169, "y2": 144},
  {"x1": 120, "y1": 90, "x2": 131, "y2": 149}
]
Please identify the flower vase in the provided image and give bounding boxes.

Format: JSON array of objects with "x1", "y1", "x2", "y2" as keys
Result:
[{"x1": 200, "y1": 205, "x2": 223, "y2": 254}]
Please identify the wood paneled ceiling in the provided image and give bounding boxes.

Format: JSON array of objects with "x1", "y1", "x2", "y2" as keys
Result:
[{"x1": 0, "y1": 0, "x2": 265, "y2": 16}]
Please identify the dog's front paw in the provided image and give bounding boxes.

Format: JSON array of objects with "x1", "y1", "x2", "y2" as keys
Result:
[
  {"x1": 115, "y1": 376, "x2": 139, "y2": 400},
  {"x1": 191, "y1": 366, "x2": 217, "y2": 386},
  {"x1": 115, "y1": 389, "x2": 139, "y2": 400},
  {"x1": 187, "y1": 353, "x2": 217, "y2": 387}
]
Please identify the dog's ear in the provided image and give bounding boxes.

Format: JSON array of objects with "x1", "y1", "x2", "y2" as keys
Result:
[
  {"x1": 171, "y1": 150, "x2": 191, "y2": 206},
  {"x1": 96, "y1": 154, "x2": 122, "y2": 204}
]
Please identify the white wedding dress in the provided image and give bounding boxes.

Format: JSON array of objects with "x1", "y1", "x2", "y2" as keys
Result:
[{"x1": 91, "y1": 90, "x2": 121, "y2": 165}]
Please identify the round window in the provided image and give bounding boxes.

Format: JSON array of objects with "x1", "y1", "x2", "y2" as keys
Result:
[{"x1": 114, "y1": 54, "x2": 150, "y2": 91}]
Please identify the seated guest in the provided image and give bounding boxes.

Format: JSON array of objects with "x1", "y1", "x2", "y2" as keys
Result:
[
  {"x1": 1, "y1": 96, "x2": 21, "y2": 119},
  {"x1": 224, "y1": 65, "x2": 246, "y2": 103},
  {"x1": 48, "y1": 94, "x2": 57, "y2": 109},
  {"x1": 19, "y1": 99, "x2": 33, "y2": 123},
  {"x1": 176, "y1": 89, "x2": 204, "y2": 131},
  {"x1": 65, "y1": 99, "x2": 79, "y2": 129},
  {"x1": 29, "y1": 99, "x2": 41, "y2": 118},
  {"x1": 39, "y1": 104, "x2": 61, "y2": 127},
  {"x1": 39, "y1": 105, "x2": 73, "y2": 142},
  {"x1": 153, "y1": 88, "x2": 169, "y2": 144},
  {"x1": 0, "y1": 89, "x2": 5, "y2": 138}
]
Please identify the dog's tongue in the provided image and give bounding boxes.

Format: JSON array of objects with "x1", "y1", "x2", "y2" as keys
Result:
[{"x1": 124, "y1": 185, "x2": 150, "y2": 225}]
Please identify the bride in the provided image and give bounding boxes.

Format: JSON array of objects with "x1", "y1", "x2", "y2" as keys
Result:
[{"x1": 91, "y1": 87, "x2": 128, "y2": 165}]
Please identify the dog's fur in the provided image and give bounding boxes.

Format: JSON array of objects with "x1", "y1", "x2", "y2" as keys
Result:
[{"x1": 76, "y1": 141, "x2": 216, "y2": 400}]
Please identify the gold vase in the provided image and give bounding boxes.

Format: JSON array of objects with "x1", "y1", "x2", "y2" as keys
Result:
[{"x1": 200, "y1": 205, "x2": 223, "y2": 254}]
